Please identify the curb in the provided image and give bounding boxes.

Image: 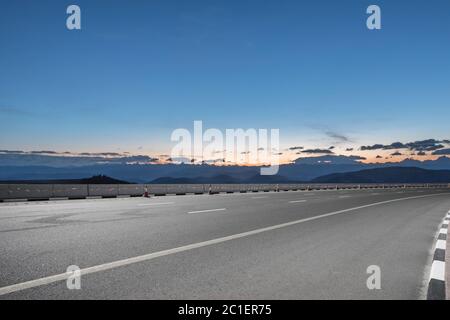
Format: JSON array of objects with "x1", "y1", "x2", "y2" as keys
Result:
[{"x1": 427, "y1": 210, "x2": 449, "y2": 300}]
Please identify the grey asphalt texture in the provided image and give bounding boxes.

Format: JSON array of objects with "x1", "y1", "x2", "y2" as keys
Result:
[{"x1": 0, "y1": 187, "x2": 449, "y2": 299}]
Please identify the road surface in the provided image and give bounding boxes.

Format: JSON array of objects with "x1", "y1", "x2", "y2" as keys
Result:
[{"x1": 0, "y1": 187, "x2": 449, "y2": 299}]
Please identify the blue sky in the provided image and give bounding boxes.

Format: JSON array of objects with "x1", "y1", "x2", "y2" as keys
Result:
[{"x1": 1, "y1": 0, "x2": 449, "y2": 162}]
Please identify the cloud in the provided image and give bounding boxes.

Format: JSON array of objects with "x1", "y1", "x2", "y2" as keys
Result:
[
  {"x1": 424, "y1": 144, "x2": 444, "y2": 151},
  {"x1": 417, "y1": 151, "x2": 426, "y2": 156},
  {"x1": 203, "y1": 158, "x2": 225, "y2": 164},
  {"x1": 376, "y1": 155, "x2": 382, "y2": 159},
  {"x1": 432, "y1": 148, "x2": 450, "y2": 155},
  {"x1": 360, "y1": 139, "x2": 448, "y2": 151},
  {"x1": 349, "y1": 155, "x2": 367, "y2": 160},
  {"x1": 329, "y1": 146, "x2": 335, "y2": 150},
  {"x1": 301, "y1": 149, "x2": 335, "y2": 155},
  {"x1": 360, "y1": 144, "x2": 385, "y2": 151},
  {"x1": 78, "y1": 152, "x2": 124, "y2": 157},
  {"x1": 346, "y1": 148, "x2": 353, "y2": 151},
  {"x1": 30, "y1": 150, "x2": 59, "y2": 155},
  {"x1": 17, "y1": 150, "x2": 128, "y2": 157},
  {"x1": 325, "y1": 131, "x2": 349, "y2": 142},
  {"x1": 0, "y1": 150, "x2": 158, "y2": 167},
  {"x1": 294, "y1": 155, "x2": 365, "y2": 165},
  {"x1": 390, "y1": 151, "x2": 403, "y2": 156},
  {"x1": 288, "y1": 146, "x2": 303, "y2": 151},
  {"x1": 361, "y1": 142, "x2": 406, "y2": 151},
  {"x1": 0, "y1": 150, "x2": 25, "y2": 154},
  {"x1": 406, "y1": 139, "x2": 446, "y2": 151},
  {"x1": 167, "y1": 156, "x2": 193, "y2": 163}
]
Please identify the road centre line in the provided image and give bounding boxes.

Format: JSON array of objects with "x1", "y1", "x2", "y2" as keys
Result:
[{"x1": 188, "y1": 208, "x2": 227, "y2": 214}]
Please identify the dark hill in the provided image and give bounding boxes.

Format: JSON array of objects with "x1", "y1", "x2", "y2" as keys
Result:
[{"x1": 0, "y1": 175, "x2": 130, "y2": 184}]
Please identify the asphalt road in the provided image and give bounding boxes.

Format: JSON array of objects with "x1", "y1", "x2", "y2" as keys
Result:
[{"x1": 0, "y1": 187, "x2": 449, "y2": 299}]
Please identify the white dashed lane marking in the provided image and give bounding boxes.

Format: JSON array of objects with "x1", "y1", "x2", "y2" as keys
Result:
[
  {"x1": 289, "y1": 200, "x2": 307, "y2": 203},
  {"x1": 188, "y1": 208, "x2": 227, "y2": 214}
]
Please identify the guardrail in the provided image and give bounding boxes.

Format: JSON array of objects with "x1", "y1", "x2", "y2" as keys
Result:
[{"x1": 0, "y1": 183, "x2": 449, "y2": 201}]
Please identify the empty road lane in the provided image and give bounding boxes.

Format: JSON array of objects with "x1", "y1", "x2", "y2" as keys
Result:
[{"x1": 0, "y1": 188, "x2": 449, "y2": 299}]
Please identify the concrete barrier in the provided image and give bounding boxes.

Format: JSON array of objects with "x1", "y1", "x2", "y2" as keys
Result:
[
  {"x1": 52, "y1": 184, "x2": 88, "y2": 198},
  {"x1": 2, "y1": 184, "x2": 53, "y2": 200},
  {"x1": 0, "y1": 185, "x2": 11, "y2": 199},
  {"x1": 88, "y1": 184, "x2": 119, "y2": 197},
  {"x1": 118, "y1": 185, "x2": 144, "y2": 196},
  {"x1": 0, "y1": 183, "x2": 448, "y2": 201}
]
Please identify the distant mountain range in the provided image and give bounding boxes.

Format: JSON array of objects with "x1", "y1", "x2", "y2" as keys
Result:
[
  {"x1": 1, "y1": 167, "x2": 449, "y2": 184},
  {"x1": 0, "y1": 175, "x2": 129, "y2": 185},
  {"x1": 153, "y1": 166, "x2": 450, "y2": 184},
  {"x1": 150, "y1": 174, "x2": 301, "y2": 184},
  {"x1": 1, "y1": 155, "x2": 450, "y2": 183},
  {"x1": 311, "y1": 167, "x2": 450, "y2": 183}
]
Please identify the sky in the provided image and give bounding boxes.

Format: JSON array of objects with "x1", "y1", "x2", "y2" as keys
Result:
[{"x1": 1, "y1": 0, "x2": 449, "y2": 164}]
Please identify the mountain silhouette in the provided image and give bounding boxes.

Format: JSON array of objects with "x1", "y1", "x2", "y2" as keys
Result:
[
  {"x1": 1, "y1": 156, "x2": 450, "y2": 183},
  {"x1": 311, "y1": 167, "x2": 450, "y2": 183},
  {"x1": 0, "y1": 175, "x2": 130, "y2": 184}
]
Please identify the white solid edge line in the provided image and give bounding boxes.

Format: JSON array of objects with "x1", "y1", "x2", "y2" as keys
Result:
[
  {"x1": 137, "y1": 202, "x2": 174, "y2": 206},
  {"x1": 435, "y1": 239, "x2": 446, "y2": 250},
  {"x1": 188, "y1": 208, "x2": 227, "y2": 214},
  {"x1": 289, "y1": 200, "x2": 307, "y2": 203},
  {"x1": 0, "y1": 192, "x2": 449, "y2": 296},
  {"x1": 429, "y1": 260, "x2": 445, "y2": 281}
]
